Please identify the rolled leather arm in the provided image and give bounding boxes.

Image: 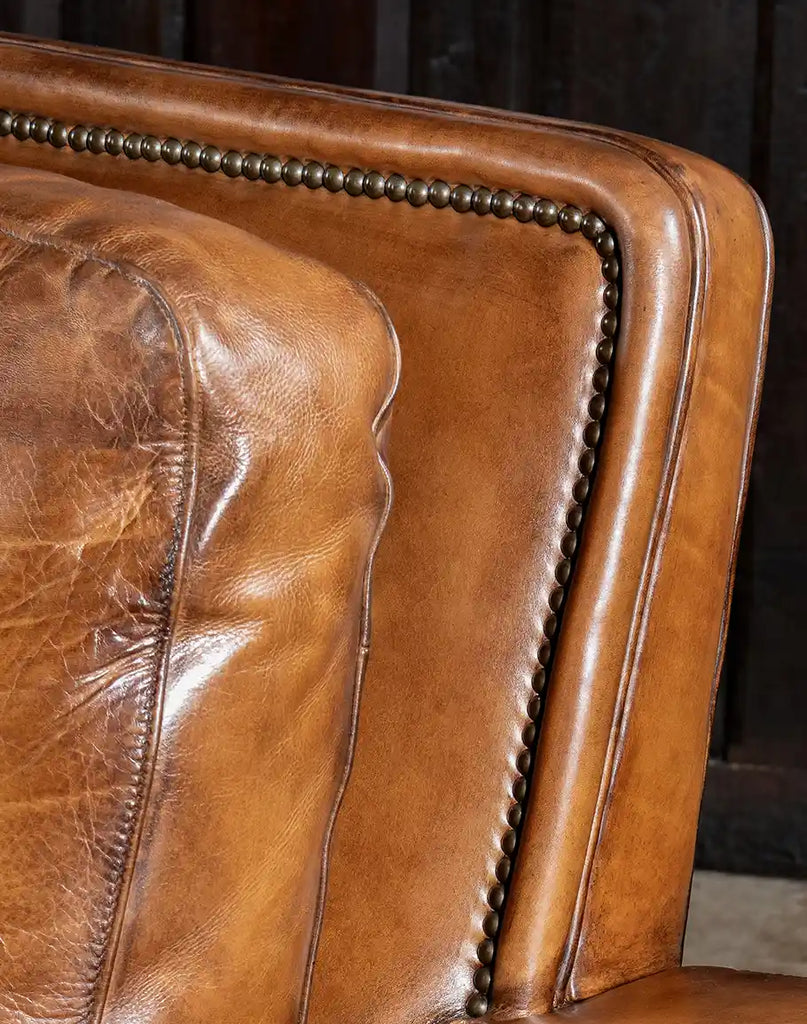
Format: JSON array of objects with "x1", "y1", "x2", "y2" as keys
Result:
[
  {"x1": 493, "y1": 968, "x2": 807, "y2": 1023},
  {"x1": 0, "y1": 164, "x2": 399, "y2": 1024}
]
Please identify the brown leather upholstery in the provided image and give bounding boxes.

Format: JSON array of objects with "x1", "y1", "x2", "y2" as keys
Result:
[
  {"x1": 510, "y1": 968, "x2": 807, "y2": 1024},
  {"x1": 0, "y1": 162, "x2": 398, "y2": 1024},
  {"x1": 0, "y1": 31, "x2": 804, "y2": 1024}
]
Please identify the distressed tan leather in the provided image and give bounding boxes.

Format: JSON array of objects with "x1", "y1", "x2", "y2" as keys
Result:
[
  {"x1": 0, "y1": 162, "x2": 398, "y2": 1024},
  {"x1": 1, "y1": 31, "x2": 805, "y2": 1024}
]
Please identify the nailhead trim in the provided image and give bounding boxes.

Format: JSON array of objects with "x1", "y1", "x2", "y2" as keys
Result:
[{"x1": 0, "y1": 106, "x2": 620, "y2": 1019}]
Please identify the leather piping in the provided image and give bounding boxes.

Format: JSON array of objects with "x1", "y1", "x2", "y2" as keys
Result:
[{"x1": 0, "y1": 106, "x2": 619, "y2": 1018}]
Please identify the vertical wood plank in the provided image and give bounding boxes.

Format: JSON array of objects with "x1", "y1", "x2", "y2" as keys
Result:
[
  {"x1": 374, "y1": 0, "x2": 410, "y2": 93},
  {"x1": 186, "y1": 0, "x2": 375, "y2": 86},
  {"x1": 729, "y1": 0, "x2": 807, "y2": 768},
  {"x1": 408, "y1": 0, "x2": 550, "y2": 110},
  {"x1": 0, "y1": 0, "x2": 61, "y2": 36},
  {"x1": 549, "y1": 0, "x2": 759, "y2": 176},
  {"x1": 60, "y1": 0, "x2": 185, "y2": 59}
]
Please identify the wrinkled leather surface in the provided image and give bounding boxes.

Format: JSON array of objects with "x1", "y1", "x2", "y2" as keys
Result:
[
  {"x1": 0, "y1": 162, "x2": 398, "y2": 1024},
  {"x1": 0, "y1": 34, "x2": 774, "y2": 1024},
  {"x1": 495, "y1": 968, "x2": 807, "y2": 1023}
]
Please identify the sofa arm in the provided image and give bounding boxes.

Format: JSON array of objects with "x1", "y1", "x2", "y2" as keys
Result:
[{"x1": 491, "y1": 968, "x2": 807, "y2": 1023}]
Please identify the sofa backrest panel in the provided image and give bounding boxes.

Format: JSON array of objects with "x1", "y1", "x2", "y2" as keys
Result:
[{"x1": 0, "y1": 35, "x2": 772, "y2": 1024}]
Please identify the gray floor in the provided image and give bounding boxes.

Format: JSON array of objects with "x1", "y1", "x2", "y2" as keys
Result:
[{"x1": 683, "y1": 870, "x2": 807, "y2": 977}]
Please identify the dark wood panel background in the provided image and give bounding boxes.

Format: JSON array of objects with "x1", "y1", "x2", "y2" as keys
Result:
[{"x1": 1, "y1": 0, "x2": 805, "y2": 876}]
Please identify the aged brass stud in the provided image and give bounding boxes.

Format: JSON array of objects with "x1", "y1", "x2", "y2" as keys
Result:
[
  {"x1": 593, "y1": 366, "x2": 610, "y2": 392},
  {"x1": 472, "y1": 186, "x2": 492, "y2": 215},
  {"x1": 528, "y1": 694, "x2": 541, "y2": 720},
  {"x1": 496, "y1": 855, "x2": 512, "y2": 882},
  {"x1": 69, "y1": 125, "x2": 90, "y2": 151},
  {"x1": 532, "y1": 666, "x2": 546, "y2": 693},
  {"x1": 478, "y1": 939, "x2": 495, "y2": 965},
  {"x1": 544, "y1": 614, "x2": 557, "y2": 639},
  {"x1": 483, "y1": 910, "x2": 500, "y2": 936},
  {"x1": 596, "y1": 231, "x2": 616, "y2": 257},
  {"x1": 516, "y1": 749, "x2": 531, "y2": 775},
  {"x1": 491, "y1": 190, "x2": 514, "y2": 218},
  {"x1": 160, "y1": 137, "x2": 182, "y2": 164},
  {"x1": 534, "y1": 198, "x2": 559, "y2": 226},
  {"x1": 513, "y1": 776, "x2": 527, "y2": 801},
  {"x1": 281, "y1": 157, "x2": 304, "y2": 185},
  {"x1": 550, "y1": 583, "x2": 567, "y2": 610},
  {"x1": 30, "y1": 116, "x2": 51, "y2": 143},
  {"x1": 558, "y1": 205, "x2": 583, "y2": 232},
  {"x1": 0, "y1": 110, "x2": 11, "y2": 135},
  {"x1": 429, "y1": 179, "x2": 451, "y2": 208},
  {"x1": 450, "y1": 184, "x2": 474, "y2": 212},
  {"x1": 523, "y1": 722, "x2": 536, "y2": 746},
  {"x1": 474, "y1": 966, "x2": 492, "y2": 992},
  {"x1": 260, "y1": 155, "x2": 282, "y2": 183},
  {"x1": 341, "y1": 167, "x2": 364, "y2": 196},
  {"x1": 323, "y1": 165, "x2": 345, "y2": 192},
  {"x1": 467, "y1": 993, "x2": 489, "y2": 1018},
  {"x1": 181, "y1": 141, "x2": 202, "y2": 169},
  {"x1": 142, "y1": 135, "x2": 163, "y2": 162},
  {"x1": 581, "y1": 212, "x2": 606, "y2": 239},
  {"x1": 507, "y1": 803, "x2": 522, "y2": 829},
  {"x1": 104, "y1": 129, "x2": 124, "y2": 156},
  {"x1": 602, "y1": 256, "x2": 619, "y2": 282},
  {"x1": 406, "y1": 179, "x2": 429, "y2": 206},
  {"x1": 538, "y1": 642, "x2": 552, "y2": 666},
  {"x1": 385, "y1": 173, "x2": 407, "y2": 201},
  {"x1": 87, "y1": 127, "x2": 107, "y2": 154},
  {"x1": 302, "y1": 161, "x2": 324, "y2": 188},
  {"x1": 579, "y1": 449, "x2": 596, "y2": 476},
  {"x1": 589, "y1": 394, "x2": 606, "y2": 420},
  {"x1": 573, "y1": 477, "x2": 590, "y2": 503},
  {"x1": 556, "y1": 559, "x2": 572, "y2": 585},
  {"x1": 222, "y1": 150, "x2": 244, "y2": 178},
  {"x1": 242, "y1": 153, "x2": 263, "y2": 180},
  {"x1": 601, "y1": 311, "x2": 618, "y2": 338},
  {"x1": 199, "y1": 144, "x2": 222, "y2": 172},
  {"x1": 364, "y1": 170, "x2": 386, "y2": 198},
  {"x1": 49, "y1": 122, "x2": 69, "y2": 148},
  {"x1": 502, "y1": 828, "x2": 518, "y2": 855},
  {"x1": 513, "y1": 194, "x2": 535, "y2": 222},
  {"x1": 584, "y1": 421, "x2": 601, "y2": 447},
  {"x1": 604, "y1": 283, "x2": 619, "y2": 309},
  {"x1": 596, "y1": 339, "x2": 614, "y2": 364},
  {"x1": 11, "y1": 113, "x2": 31, "y2": 140},
  {"x1": 561, "y1": 531, "x2": 577, "y2": 558},
  {"x1": 122, "y1": 132, "x2": 142, "y2": 159}
]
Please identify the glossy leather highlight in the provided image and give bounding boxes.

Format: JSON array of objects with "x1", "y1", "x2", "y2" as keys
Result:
[{"x1": 0, "y1": 162, "x2": 398, "y2": 1024}]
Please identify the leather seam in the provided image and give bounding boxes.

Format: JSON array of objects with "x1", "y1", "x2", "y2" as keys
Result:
[
  {"x1": 0, "y1": 217, "x2": 198, "y2": 1024},
  {"x1": 298, "y1": 281, "x2": 401, "y2": 1024},
  {"x1": 0, "y1": 107, "x2": 619, "y2": 1021}
]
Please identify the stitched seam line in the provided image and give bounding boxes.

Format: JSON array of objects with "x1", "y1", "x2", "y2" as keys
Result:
[
  {"x1": 0, "y1": 107, "x2": 620, "y2": 1020},
  {"x1": 298, "y1": 283, "x2": 401, "y2": 1024},
  {"x1": 0, "y1": 217, "x2": 196, "y2": 1024}
]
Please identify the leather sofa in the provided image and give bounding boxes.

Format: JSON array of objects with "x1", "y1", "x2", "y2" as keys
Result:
[{"x1": 0, "y1": 32, "x2": 805, "y2": 1024}]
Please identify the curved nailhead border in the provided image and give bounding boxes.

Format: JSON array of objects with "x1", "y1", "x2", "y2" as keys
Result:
[{"x1": 0, "y1": 106, "x2": 620, "y2": 1019}]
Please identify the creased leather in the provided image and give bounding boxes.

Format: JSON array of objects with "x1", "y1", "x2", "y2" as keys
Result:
[{"x1": 0, "y1": 162, "x2": 399, "y2": 1024}]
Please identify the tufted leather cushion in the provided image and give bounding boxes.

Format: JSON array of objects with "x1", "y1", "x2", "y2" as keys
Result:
[{"x1": 0, "y1": 163, "x2": 398, "y2": 1024}]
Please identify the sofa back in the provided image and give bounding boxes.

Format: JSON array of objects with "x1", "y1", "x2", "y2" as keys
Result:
[{"x1": 0, "y1": 35, "x2": 772, "y2": 1022}]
